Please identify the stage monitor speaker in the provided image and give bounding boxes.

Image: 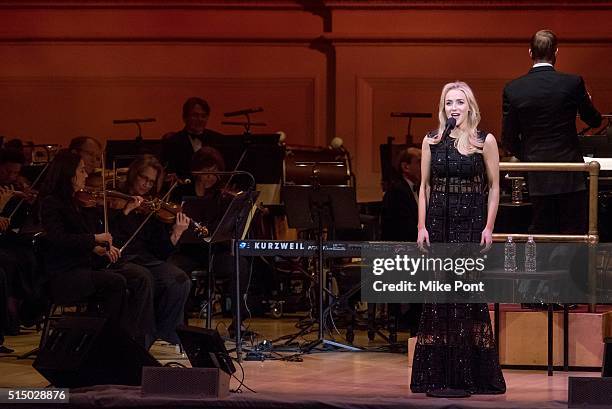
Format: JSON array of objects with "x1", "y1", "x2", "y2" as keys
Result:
[
  {"x1": 176, "y1": 325, "x2": 236, "y2": 375},
  {"x1": 33, "y1": 316, "x2": 160, "y2": 388},
  {"x1": 568, "y1": 377, "x2": 612, "y2": 407},
  {"x1": 141, "y1": 367, "x2": 230, "y2": 398}
]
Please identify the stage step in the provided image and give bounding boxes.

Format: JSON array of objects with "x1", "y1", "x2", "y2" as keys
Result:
[{"x1": 407, "y1": 309, "x2": 612, "y2": 369}]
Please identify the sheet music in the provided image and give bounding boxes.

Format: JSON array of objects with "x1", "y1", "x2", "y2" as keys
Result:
[{"x1": 583, "y1": 157, "x2": 612, "y2": 171}]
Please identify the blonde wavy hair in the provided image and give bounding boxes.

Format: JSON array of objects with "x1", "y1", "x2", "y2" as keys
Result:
[
  {"x1": 125, "y1": 154, "x2": 165, "y2": 195},
  {"x1": 428, "y1": 81, "x2": 484, "y2": 155}
]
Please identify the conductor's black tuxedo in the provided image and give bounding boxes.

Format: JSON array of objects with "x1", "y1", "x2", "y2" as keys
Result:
[
  {"x1": 502, "y1": 65, "x2": 602, "y2": 233},
  {"x1": 502, "y1": 65, "x2": 602, "y2": 196}
]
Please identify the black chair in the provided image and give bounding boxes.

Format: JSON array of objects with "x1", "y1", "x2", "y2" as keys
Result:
[{"x1": 18, "y1": 232, "x2": 105, "y2": 359}]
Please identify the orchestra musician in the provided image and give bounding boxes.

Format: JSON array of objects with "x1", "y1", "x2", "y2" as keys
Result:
[
  {"x1": 502, "y1": 29, "x2": 602, "y2": 234},
  {"x1": 381, "y1": 147, "x2": 421, "y2": 242},
  {"x1": 380, "y1": 147, "x2": 422, "y2": 336},
  {"x1": 69, "y1": 136, "x2": 103, "y2": 177},
  {"x1": 170, "y1": 146, "x2": 226, "y2": 202},
  {"x1": 108, "y1": 154, "x2": 191, "y2": 348},
  {"x1": 0, "y1": 264, "x2": 11, "y2": 353},
  {"x1": 168, "y1": 146, "x2": 251, "y2": 338},
  {"x1": 38, "y1": 150, "x2": 155, "y2": 345},
  {"x1": 0, "y1": 147, "x2": 39, "y2": 335},
  {"x1": 3, "y1": 138, "x2": 34, "y2": 166},
  {"x1": 161, "y1": 97, "x2": 224, "y2": 178},
  {"x1": 0, "y1": 148, "x2": 36, "y2": 219}
]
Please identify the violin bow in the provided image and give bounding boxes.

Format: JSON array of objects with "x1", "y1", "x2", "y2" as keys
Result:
[{"x1": 101, "y1": 151, "x2": 109, "y2": 237}]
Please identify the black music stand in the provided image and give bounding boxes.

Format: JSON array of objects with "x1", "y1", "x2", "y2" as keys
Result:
[
  {"x1": 204, "y1": 133, "x2": 283, "y2": 190},
  {"x1": 283, "y1": 185, "x2": 361, "y2": 353},
  {"x1": 193, "y1": 189, "x2": 258, "y2": 322},
  {"x1": 190, "y1": 187, "x2": 258, "y2": 362}
]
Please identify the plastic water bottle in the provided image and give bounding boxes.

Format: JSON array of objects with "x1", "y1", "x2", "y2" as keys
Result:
[
  {"x1": 525, "y1": 235, "x2": 537, "y2": 272},
  {"x1": 504, "y1": 236, "x2": 517, "y2": 272}
]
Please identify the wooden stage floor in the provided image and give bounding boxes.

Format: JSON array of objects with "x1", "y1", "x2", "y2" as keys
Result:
[{"x1": 0, "y1": 317, "x2": 601, "y2": 408}]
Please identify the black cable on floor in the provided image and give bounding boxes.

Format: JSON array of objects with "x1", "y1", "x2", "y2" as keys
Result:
[{"x1": 229, "y1": 358, "x2": 256, "y2": 393}]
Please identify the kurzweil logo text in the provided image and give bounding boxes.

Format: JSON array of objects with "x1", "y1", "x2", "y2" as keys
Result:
[{"x1": 253, "y1": 242, "x2": 306, "y2": 250}]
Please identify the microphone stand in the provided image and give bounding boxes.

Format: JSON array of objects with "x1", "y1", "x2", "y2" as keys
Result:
[
  {"x1": 222, "y1": 108, "x2": 265, "y2": 134},
  {"x1": 220, "y1": 110, "x2": 266, "y2": 191},
  {"x1": 112, "y1": 118, "x2": 156, "y2": 141},
  {"x1": 390, "y1": 112, "x2": 432, "y2": 146}
]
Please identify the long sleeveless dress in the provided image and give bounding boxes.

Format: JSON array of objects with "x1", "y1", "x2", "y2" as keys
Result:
[{"x1": 409, "y1": 130, "x2": 506, "y2": 395}]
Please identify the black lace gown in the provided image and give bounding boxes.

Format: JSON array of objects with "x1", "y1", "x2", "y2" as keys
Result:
[{"x1": 409, "y1": 131, "x2": 506, "y2": 395}]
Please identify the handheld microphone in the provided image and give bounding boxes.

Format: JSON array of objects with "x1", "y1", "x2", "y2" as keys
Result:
[
  {"x1": 442, "y1": 117, "x2": 457, "y2": 138},
  {"x1": 223, "y1": 107, "x2": 263, "y2": 117}
]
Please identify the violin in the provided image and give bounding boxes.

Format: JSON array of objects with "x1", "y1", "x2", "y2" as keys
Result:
[
  {"x1": 74, "y1": 189, "x2": 209, "y2": 238},
  {"x1": 0, "y1": 185, "x2": 38, "y2": 214},
  {"x1": 0, "y1": 185, "x2": 38, "y2": 200},
  {"x1": 74, "y1": 189, "x2": 135, "y2": 210},
  {"x1": 142, "y1": 198, "x2": 209, "y2": 238}
]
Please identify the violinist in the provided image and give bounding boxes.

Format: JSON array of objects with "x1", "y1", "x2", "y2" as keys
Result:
[
  {"x1": 0, "y1": 265, "x2": 12, "y2": 353},
  {"x1": 3, "y1": 138, "x2": 33, "y2": 166},
  {"x1": 70, "y1": 136, "x2": 129, "y2": 191},
  {"x1": 69, "y1": 136, "x2": 103, "y2": 176},
  {"x1": 68, "y1": 136, "x2": 102, "y2": 175},
  {"x1": 109, "y1": 154, "x2": 191, "y2": 348},
  {"x1": 168, "y1": 147, "x2": 251, "y2": 338},
  {"x1": 0, "y1": 254, "x2": 19, "y2": 344},
  {"x1": 171, "y1": 146, "x2": 225, "y2": 201},
  {"x1": 0, "y1": 148, "x2": 36, "y2": 220},
  {"x1": 0, "y1": 147, "x2": 38, "y2": 334},
  {"x1": 39, "y1": 150, "x2": 155, "y2": 344}
]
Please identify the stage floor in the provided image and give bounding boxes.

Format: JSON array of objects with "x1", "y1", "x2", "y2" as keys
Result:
[{"x1": 0, "y1": 317, "x2": 600, "y2": 408}]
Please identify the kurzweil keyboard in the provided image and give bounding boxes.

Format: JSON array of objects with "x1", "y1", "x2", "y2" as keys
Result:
[{"x1": 236, "y1": 240, "x2": 414, "y2": 257}]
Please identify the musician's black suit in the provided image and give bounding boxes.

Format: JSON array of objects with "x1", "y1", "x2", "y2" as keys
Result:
[
  {"x1": 40, "y1": 195, "x2": 155, "y2": 344},
  {"x1": 502, "y1": 65, "x2": 602, "y2": 233},
  {"x1": 381, "y1": 178, "x2": 418, "y2": 242},
  {"x1": 160, "y1": 128, "x2": 224, "y2": 177},
  {"x1": 380, "y1": 177, "x2": 421, "y2": 334}
]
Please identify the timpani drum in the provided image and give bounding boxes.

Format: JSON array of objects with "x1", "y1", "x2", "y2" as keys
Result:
[{"x1": 283, "y1": 145, "x2": 352, "y2": 187}]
